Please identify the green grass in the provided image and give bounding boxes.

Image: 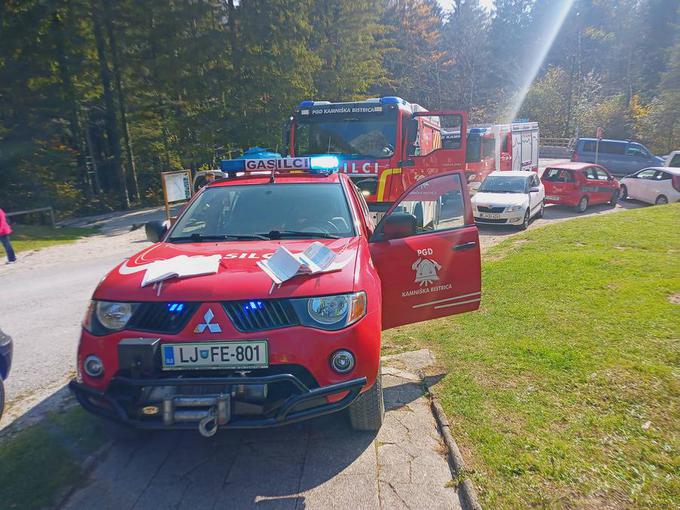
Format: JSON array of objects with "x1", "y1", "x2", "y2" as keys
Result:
[
  {"x1": 10, "y1": 224, "x2": 97, "y2": 253},
  {"x1": 0, "y1": 408, "x2": 106, "y2": 510},
  {"x1": 384, "y1": 204, "x2": 680, "y2": 508}
]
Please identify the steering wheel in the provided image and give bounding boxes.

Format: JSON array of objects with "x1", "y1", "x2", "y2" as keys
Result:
[{"x1": 303, "y1": 219, "x2": 342, "y2": 234}]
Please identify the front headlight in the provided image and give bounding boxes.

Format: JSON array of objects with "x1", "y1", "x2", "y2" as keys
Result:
[
  {"x1": 84, "y1": 300, "x2": 139, "y2": 334},
  {"x1": 308, "y1": 296, "x2": 350, "y2": 325},
  {"x1": 293, "y1": 292, "x2": 367, "y2": 330},
  {"x1": 505, "y1": 205, "x2": 522, "y2": 213}
]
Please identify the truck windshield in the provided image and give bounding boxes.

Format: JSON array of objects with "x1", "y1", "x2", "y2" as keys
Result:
[
  {"x1": 478, "y1": 175, "x2": 527, "y2": 193},
  {"x1": 168, "y1": 183, "x2": 355, "y2": 241},
  {"x1": 294, "y1": 112, "x2": 397, "y2": 159}
]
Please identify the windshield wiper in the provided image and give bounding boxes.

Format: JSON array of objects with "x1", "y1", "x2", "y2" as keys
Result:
[
  {"x1": 259, "y1": 230, "x2": 340, "y2": 240},
  {"x1": 169, "y1": 233, "x2": 268, "y2": 243}
]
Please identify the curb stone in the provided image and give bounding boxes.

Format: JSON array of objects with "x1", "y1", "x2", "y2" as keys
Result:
[{"x1": 430, "y1": 398, "x2": 483, "y2": 510}]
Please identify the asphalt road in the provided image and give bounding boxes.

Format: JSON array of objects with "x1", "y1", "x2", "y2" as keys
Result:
[{"x1": 0, "y1": 216, "x2": 156, "y2": 421}]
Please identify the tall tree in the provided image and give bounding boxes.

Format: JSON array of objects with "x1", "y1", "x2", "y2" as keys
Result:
[
  {"x1": 91, "y1": 0, "x2": 128, "y2": 208},
  {"x1": 103, "y1": 0, "x2": 139, "y2": 201},
  {"x1": 379, "y1": 0, "x2": 446, "y2": 108},
  {"x1": 309, "y1": 1, "x2": 386, "y2": 100}
]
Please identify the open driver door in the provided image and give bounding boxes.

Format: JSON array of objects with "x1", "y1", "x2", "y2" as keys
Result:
[{"x1": 369, "y1": 171, "x2": 481, "y2": 329}]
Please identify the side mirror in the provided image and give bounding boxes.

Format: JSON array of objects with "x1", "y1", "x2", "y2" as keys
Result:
[
  {"x1": 145, "y1": 220, "x2": 167, "y2": 243},
  {"x1": 382, "y1": 212, "x2": 417, "y2": 240},
  {"x1": 529, "y1": 186, "x2": 540, "y2": 193}
]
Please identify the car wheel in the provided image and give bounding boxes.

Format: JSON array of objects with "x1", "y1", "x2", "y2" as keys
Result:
[
  {"x1": 348, "y1": 369, "x2": 384, "y2": 432},
  {"x1": 609, "y1": 190, "x2": 619, "y2": 206},
  {"x1": 537, "y1": 200, "x2": 545, "y2": 218},
  {"x1": 620, "y1": 185, "x2": 628, "y2": 201},
  {"x1": 519, "y1": 209, "x2": 530, "y2": 230},
  {"x1": 655, "y1": 195, "x2": 668, "y2": 205},
  {"x1": 575, "y1": 196, "x2": 588, "y2": 213},
  {"x1": 0, "y1": 378, "x2": 4, "y2": 421}
]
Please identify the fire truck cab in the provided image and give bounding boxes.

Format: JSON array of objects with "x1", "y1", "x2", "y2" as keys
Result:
[{"x1": 286, "y1": 97, "x2": 468, "y2": 219}]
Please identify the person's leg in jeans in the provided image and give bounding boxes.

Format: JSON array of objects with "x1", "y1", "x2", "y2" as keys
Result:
[{"x1": 0, "y1": 235, "x2": 16, "y2": 262}]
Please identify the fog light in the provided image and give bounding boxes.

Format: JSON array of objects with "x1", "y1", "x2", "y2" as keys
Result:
[
  {"x1": 84, "y1": 355, "x2": 104, "y2": 377},
  {"x1": 330, "y1": 350, "x2": 355, "y2": 374}
]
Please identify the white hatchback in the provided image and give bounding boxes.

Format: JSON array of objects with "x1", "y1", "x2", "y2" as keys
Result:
[
  {"x1": 472, "y1": 171, "x2": 545, "y2": 230},
  {"x1": 620, "y1": 167, "x2": 680, "y2": 205}
]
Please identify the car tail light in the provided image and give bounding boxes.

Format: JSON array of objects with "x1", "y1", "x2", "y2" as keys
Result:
[
  {"x1": 571, "y1": 152, "x2": 578, "y2": 162},
  {"x1": 672, "y1": 175, "x2": 680, "y2": 192}
]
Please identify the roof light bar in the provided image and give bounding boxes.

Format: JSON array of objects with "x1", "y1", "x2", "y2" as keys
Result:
[{"x1": 219, "y1": 156, "x2": 340, "y2": 176}]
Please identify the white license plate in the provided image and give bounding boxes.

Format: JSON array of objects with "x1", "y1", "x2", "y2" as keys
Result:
[
  {"x1": 162, "y1": 341, "x2": 268, "y2": 370},
  {"x1": 480, "y1": 213, "x2": 502, "y2": 219},
  {"x1": 546, "y1": 195, "x2": 560, "y2": 201}
]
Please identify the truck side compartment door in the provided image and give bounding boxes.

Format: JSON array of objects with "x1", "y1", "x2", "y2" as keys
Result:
[{"x1": 369, "y1": 172, "x2": 481, "y2": 330}]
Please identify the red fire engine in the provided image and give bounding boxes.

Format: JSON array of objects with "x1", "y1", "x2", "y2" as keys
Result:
[
  {"x1": 465, "y1": 122, "x2": 540, "y2": 193},
  {"x1": 286, "y1": 97, "x2": 468, "y2": 216}
]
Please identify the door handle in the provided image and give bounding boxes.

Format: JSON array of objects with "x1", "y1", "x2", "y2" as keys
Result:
[{"x1": 453, "y1": 241, "x2": 477, "y2": 251}]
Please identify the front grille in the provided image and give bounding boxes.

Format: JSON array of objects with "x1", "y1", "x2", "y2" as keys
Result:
[
  {"x1": 129, "y1": 302, "x2": 199, "y2": 334},
  {"x1": 223, "y1": 299, "x2": 299, "y2": 332},
  {"x1": 477, "y1": 206, "x2": 505, "y2": 213}
]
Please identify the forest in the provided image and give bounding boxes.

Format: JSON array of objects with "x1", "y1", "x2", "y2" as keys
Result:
[{"x1": 1, "y1": 0, "x2": 678, "y2": 216}]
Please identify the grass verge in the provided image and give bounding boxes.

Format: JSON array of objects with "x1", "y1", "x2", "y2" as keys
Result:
[
  {"x1": 384, "y1": 204, "x2": 680, "y2": 508},
  {"x1": 10, "y1": 225, "x2": 97, "y2": 254},
  {"x1": 0, "y1": 408, "x2": 106, "y2": 509}
]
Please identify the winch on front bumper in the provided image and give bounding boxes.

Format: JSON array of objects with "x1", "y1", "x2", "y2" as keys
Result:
[{"x1": 69, "y1": 373, "x2": 366, "y2": 436}]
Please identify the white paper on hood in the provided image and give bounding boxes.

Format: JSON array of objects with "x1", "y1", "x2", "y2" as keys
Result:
[
  {"x1": 139, "y1": 254, "x2": 221, "y2": 287},
  {"x1": 257, "y1": 242, "x2": 344, "y2": 285}
]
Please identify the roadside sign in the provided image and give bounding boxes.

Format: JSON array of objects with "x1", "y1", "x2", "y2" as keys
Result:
[
  {"x1": 161, "y1": 170, "x2": 192, "y2": 220},
  {"x1": 596, "y1": 127, "x2": 604, "y2": 140}
]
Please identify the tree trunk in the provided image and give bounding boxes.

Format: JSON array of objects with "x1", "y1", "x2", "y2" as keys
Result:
[
  {"x1": 103, "y1": 1, "x2": 139, "y2": 201},
  {"x1": 91, "y1": 0, "x2": 129, "y2": 208},
  {"x1": 52, "y1": 5, "x2": 93, "y2": 197}
]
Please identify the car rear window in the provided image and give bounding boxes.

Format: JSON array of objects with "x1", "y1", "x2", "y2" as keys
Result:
[
  {"x1": 669, "y1": 154, "x2": 680, "y2": 167},
  {"x1": 543, "y1": 168, "x2": 575, "y2": 182}
]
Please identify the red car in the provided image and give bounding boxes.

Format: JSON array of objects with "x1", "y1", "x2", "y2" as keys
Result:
[
  {"x1": 70, "y1": 157, "x2": 481, "y2": 436},
  {"x1": 541, "y1": 163, "x2": 621, "y2": 213}
]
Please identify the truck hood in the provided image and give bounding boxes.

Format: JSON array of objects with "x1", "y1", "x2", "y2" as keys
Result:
[
  {"x1": 472, "y1": 192, "x2": 528, "y2": 207},
  {"x1": 93, "y1": 238, "x2": 359, "y2": 302}
]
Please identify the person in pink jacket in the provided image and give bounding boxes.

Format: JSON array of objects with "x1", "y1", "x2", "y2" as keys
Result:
[{"x1": 0, "y1": 208, "x2": 16, "y2": 263}]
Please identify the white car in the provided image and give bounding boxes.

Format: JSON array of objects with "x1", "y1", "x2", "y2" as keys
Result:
[
  {"x1": 620, "y1": 167, "x2": 680, "y2": 205},
  {"x1": 663, "y1": 151, "x2": 680, "y2": 168},
  {"x1": 472, "y1": 171, "x2": 545, "y2": 230}
]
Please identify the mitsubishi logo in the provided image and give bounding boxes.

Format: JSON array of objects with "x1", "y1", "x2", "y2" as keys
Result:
[{"x1": 194, "y1": 308, "x2": 222, "y2": 334}]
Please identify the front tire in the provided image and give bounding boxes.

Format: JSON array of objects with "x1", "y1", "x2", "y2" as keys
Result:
[
  {"x1": 575, "y1": 196, "x2": 588, "y2": 213},
  {"x1": 348, "y1": 370, "x2": 384, "y2": 432},
  {"x1": 655, "y1": 195, "x2": 668, "y2": 205},
  {"x1": 609, "y1": 190, "x2": 619, "y2": 206},
  {"x1": 519, "y1": 209, "x2": 530, "y2": 230}
]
